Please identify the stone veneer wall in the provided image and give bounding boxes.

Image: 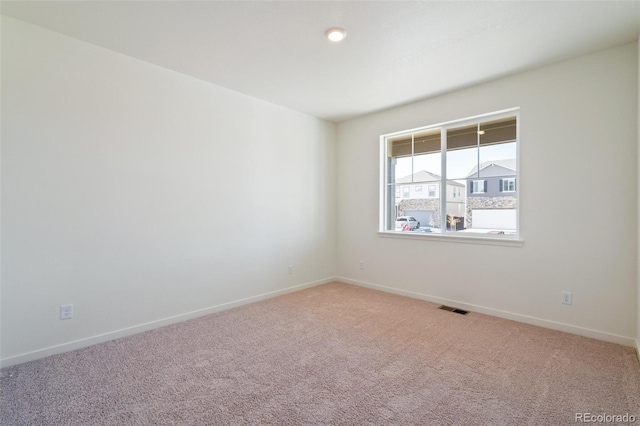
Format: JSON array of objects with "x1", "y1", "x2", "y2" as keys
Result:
[
  {"x1": 399, "y1": 199, "x2": 441, "y2": 227},
  {"x1": 465, "y1": 196, "x2": 517, "y2": 228}
]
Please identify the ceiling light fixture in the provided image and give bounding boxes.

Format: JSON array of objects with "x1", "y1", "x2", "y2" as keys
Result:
[{"x1": 325, "y1": 27, "x2": 347, "y2": 42}]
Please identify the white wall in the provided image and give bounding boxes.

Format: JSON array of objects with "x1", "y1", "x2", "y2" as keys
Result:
[
  {"x1": 337, "y1": 43, "x2": 638, "y2": 345},
  {"x1": 0, "y1": 17, "x2": 337, "y2": 366}
]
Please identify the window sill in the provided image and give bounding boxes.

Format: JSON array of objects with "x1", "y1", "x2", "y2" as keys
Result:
[{"x1": 377, "y1": 231, "x2": 524, "y2": 247}]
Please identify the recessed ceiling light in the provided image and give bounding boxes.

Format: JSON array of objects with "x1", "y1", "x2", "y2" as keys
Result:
[{"x1": 325, "y1": 27, "x2": 347, "y2": 42}]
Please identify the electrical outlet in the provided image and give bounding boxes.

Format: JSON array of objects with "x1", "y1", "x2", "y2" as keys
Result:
[
  {"x1": 359, "y1": 261, "x2": 365, "y2": 269},
  {"x1": 288, "y1": 265, "x2": 293, "y2": 275},
  {"x1": 60, "y1": 304, "x2": 74, "y2": 320},
  {"x1": 561, "y1": 291, "x2": 572, "y2": 305}
]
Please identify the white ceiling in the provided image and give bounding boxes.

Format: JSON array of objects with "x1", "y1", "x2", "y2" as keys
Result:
[{"x1": 2, "y1": 1, "x2": 639, "y2": 122}]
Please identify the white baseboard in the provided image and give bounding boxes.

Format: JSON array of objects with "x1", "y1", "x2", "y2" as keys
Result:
[
  {"x1": 339, "y1": 277, "x2": 637, "y2": 348},
  {"x1": 636, "y1": 339, "x2": 640, "y2": 364},
  {"x1": 1, "y1": 277, "x2": 337, "y2": 368}
]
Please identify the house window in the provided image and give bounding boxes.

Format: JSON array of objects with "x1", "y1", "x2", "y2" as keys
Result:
[
  {"x1": 415, "y1": 185, "x2": 423, "y2": 192},
  {"x1": 381, "y1": 109, "x2": 518, "y2": 238},
  {"x1": 501, "y1": 178, "x2": 516, "y2": 192},
  {"x1": 402, "y1": 187, "x2": 410, "y2": 198},
  {"x1": 395, "y1": 187, "x2": 400, "y2": 198},
  {"x1": 471, "y1": 180, "x2": 486, "y2": 194}
]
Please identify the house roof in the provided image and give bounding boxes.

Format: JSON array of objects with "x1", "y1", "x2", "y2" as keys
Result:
[
  {"x1": 466, "y1": 159, "x2": 516, "y2": 178},
  {"x1": 396, "y1": 170, "x2": 465, "y2": 187}
]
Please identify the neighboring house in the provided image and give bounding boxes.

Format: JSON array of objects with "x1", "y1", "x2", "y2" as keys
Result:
[
  {"x1": 395, "y1": 170, "x2": 465, "y2": 228},
  {"x1": 465, "y1": 159, "x2": 517, "y2": 230}
]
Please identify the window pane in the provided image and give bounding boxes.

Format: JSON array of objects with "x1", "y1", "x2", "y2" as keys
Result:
[
  {"x1": 467, "y1": 120, "x2": 517, "y2": 234},
  {"x1": 396, "y1": 162, "x2": 441, "y2": 230},
  {"x1": 446, "y1": 124, "x2": 477, "y2": 233},
  {"x1": 385, "y1": 138, "x2": 413, "y2": 230},
  {"x1": 388, "y1": 128, "x2": 441, "y2": 232},
  {"x1": 445, "y1": 117, "x2": 517, "y2": 235}
]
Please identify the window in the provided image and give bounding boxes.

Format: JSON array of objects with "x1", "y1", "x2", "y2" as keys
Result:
[
  {"x1": 395, "y1": 188, "x2": 400, "y2": 198},
  {"x1": 415, "y1": 185, "x2": 423, "y2": 192},
  {"x1": 402, "y1": 187, "x2": 410, "y2": 198},
  {"x1": 471, "y1": 180, "x2": 486, "y2": 194},
  {"x1": 381, "y1": 109, "x2": 518, "y2": 238},
  {"x1": 501, "y1": 178, "x2": 516, "y2": 192}
]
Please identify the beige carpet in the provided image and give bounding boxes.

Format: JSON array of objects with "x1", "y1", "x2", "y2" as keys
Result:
[{"x1": 1, "y1": 282, "x2": 639, "y2": 425}]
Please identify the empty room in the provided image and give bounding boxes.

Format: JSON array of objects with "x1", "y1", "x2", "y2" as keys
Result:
[{"x1": 1, "y1": 1, "x2": 639, "y2": 424}]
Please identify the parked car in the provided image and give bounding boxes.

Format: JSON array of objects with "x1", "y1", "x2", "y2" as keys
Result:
[{"x1": 395, "y1": 216, "x2": 420, "y2": 231}]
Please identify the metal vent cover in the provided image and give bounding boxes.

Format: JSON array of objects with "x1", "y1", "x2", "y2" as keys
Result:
[{"x1": 438, "y1": 305, "x2": 469, "y2": 315}]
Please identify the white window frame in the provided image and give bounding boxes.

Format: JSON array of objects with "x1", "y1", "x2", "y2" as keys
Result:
[
  {"x1": 427, "y1": 184, "x2": 436, "y2": 197},
  {"x1": 471, "y1": 180, "x2": 486, "y2": 194},
  {"x1": 415, "y1": 185, "x2": 423, "y2": 192},
  {"x1": 402, "y1": 186, "x2": 410, "y2": 198},
  {"x1": 379, "y1": 108, "x2": 521, "y2": 245},
  {"x1": 501, "y1": 178, "x2": 516, "y2": 192}
]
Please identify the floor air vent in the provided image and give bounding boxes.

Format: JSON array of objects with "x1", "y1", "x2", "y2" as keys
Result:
[{"x1": 438, "y1": 305, "x2": 469, "y2": 315}]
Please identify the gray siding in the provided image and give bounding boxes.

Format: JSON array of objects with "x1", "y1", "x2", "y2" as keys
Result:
[{"x1": 466, "y1": 164, "x2": 516, "y2": 198}]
